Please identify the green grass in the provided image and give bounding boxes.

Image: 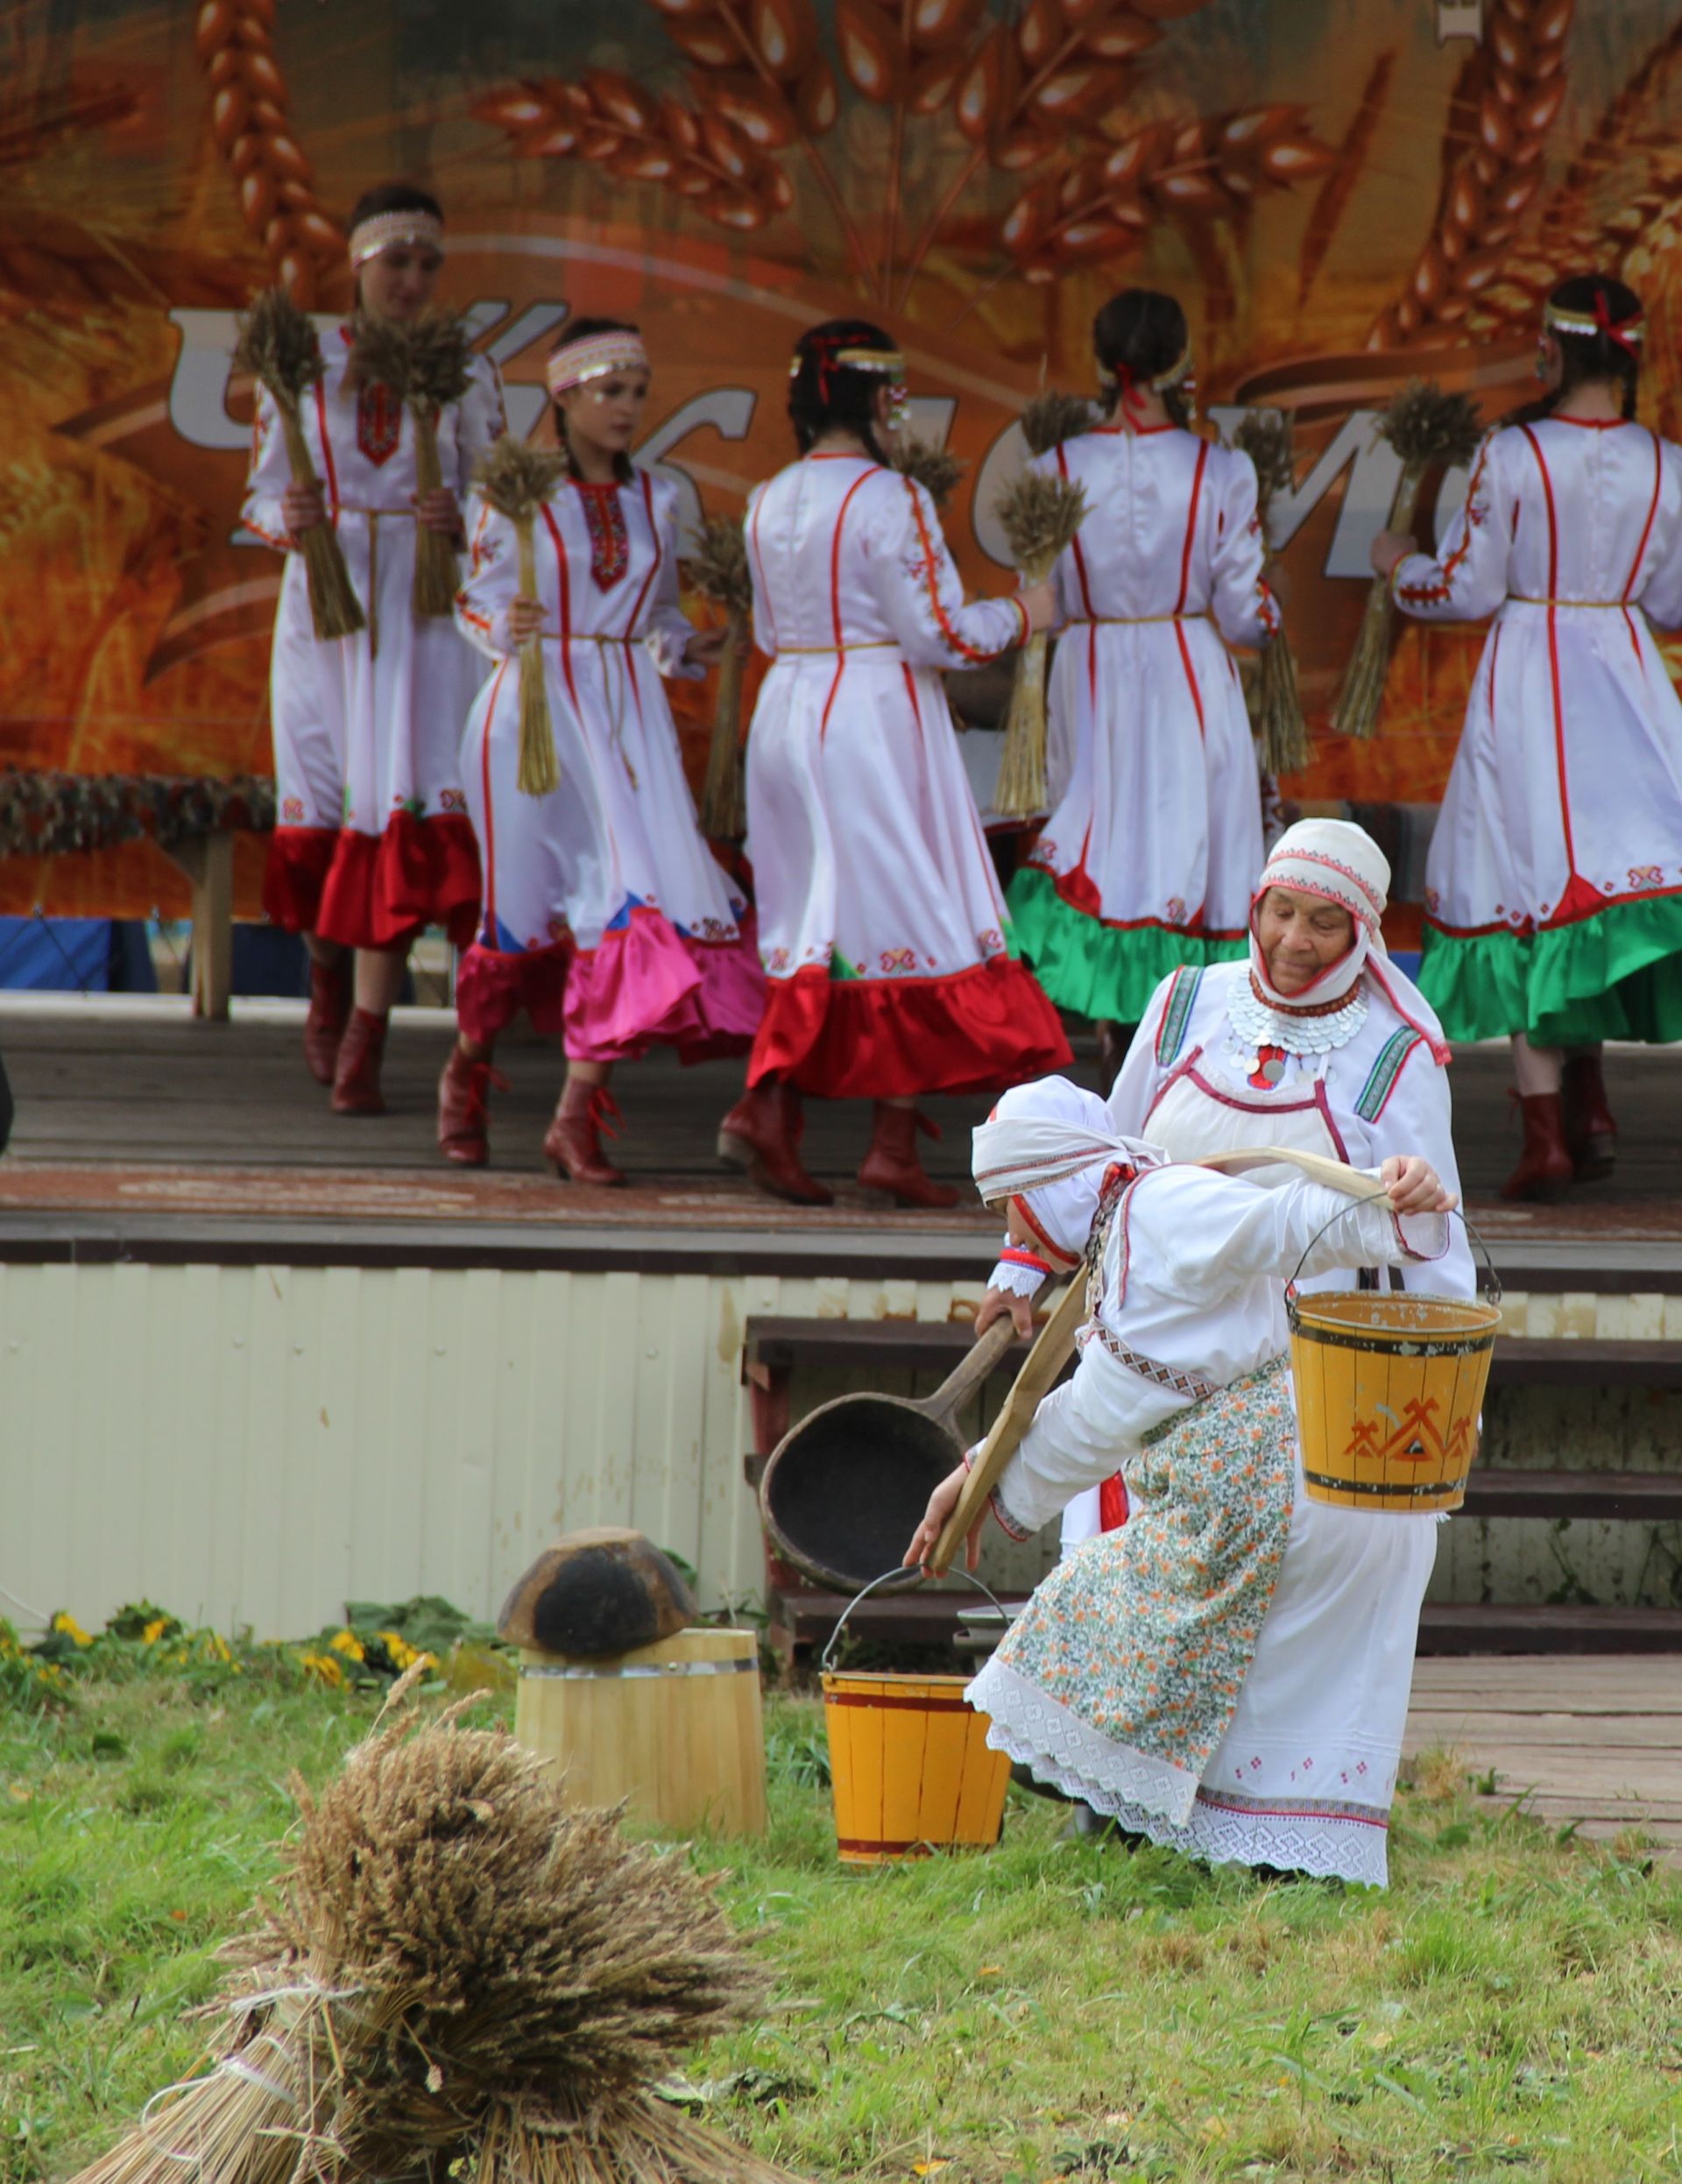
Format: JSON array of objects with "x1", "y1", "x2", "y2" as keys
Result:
[{"x1": 1, "y1": 1672, "x2": 1678, "y2": 2184}]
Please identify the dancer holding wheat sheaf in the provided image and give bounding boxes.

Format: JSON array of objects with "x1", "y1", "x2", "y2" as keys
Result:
[
  {"x1": 243, "y1": 182, "x2": 505, "y2": 1115},
  {"x1": 445, "y1": 320, "x2": 762, "y2": 1181},
  {"x1": 719, "y1": 319, "x2": 1069, "y2": 1211},
  {"x1": 1005, "y1": 289, "x2": 1283, "y2": 1093},
  {"x1": 1373, "y1": 274, "x2": 1682, "y2": 1202}
]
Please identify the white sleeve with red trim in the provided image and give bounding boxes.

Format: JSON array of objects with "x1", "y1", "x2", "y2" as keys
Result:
[
  {"x1": 986, "y1": 1237, "x2": 1051, "y2": 1299},
  {"x1": 1208, "y1": 444, "x2": 1279, "y2": 649},
  {"x1": 453, "y1": 496, "x2": 521, "y2": 660},
  {"x1": 1390, "y1": 430, "x2": 1511, "y2": 622},
  {"x1": 867, "y1": 474, "x2": 1029, "y2": 668},
  {"x1": 745, "y1": 482, "x2": 777, "y2": 660},
  {"x1": 1633, "y1": 436, "x2": 1682, "y2": 628},
  {"x1": 450, "y1": 357, "x2": 509, "y2": 496},
  {"x1": 1359, "y1": 1043, "x2": 1477, "y2": 1301},
  {"x1": 1027, "y1": 447, "x2": 1080, "y2": 631},
  {"x1": 1103, "y1": 972, "x2": 1177, "y2": 1134},
  {"x1": 242, "y1": 385, "x2": 296, "y2": 553},
  {"x1": 640, "y1": 475, "x2": 706, "y2": 680}
]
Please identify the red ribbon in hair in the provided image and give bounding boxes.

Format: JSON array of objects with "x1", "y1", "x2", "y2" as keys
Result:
[
  {"x1": 799, "y1": 329, "x2": 852, "y2": 404},
  {"x1": 1592, "y1": 288, "x2": 1643, "y2": 360},
  {"x1": 1113, "y1": 360, "x2": 1148, "y2": 425}
]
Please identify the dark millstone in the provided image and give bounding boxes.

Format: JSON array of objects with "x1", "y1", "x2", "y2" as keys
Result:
[{"x1": 497, "y1": 1529, "x2": 696, "y2": 1660}]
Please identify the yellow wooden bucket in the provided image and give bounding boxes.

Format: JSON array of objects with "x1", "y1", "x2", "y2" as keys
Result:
[
  {"x1": 820, "y1": 1572, "x2": 1013, "y2": 1866},
  {"x1": 1290, "y1": 1288, "x2": 1502, "y2": 1512},
  {"x1": 515, "y1": 1626, "x2": 767, "y2": 1838}
]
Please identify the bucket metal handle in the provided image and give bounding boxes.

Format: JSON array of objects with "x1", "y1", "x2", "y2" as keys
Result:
[
  {"x1": 1285, "y1": 1198, "x2": 1501, "y2": 1318},
  {"x1": 820, "y1": 1566, "x2": 1010, "y2": 1675}
]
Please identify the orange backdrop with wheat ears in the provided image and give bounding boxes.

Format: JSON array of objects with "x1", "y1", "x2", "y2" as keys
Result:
[{"x1": 6, "y1": 0, "x2": 1682, "y2": 918}]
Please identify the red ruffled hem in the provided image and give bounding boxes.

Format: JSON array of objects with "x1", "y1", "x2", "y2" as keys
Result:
[
  {"x1": 315, "y1": 811, "x2": 481, "y2": 951},
  {"x1": 747, "y1": 957, "x2": 1071, "y2": 1099},
  {"x1": 264, "y1": 827, "x2": 338, "y2": 934},
  {"x1": 456, "y1": 907, "x2": 763, "y2": 1064}
]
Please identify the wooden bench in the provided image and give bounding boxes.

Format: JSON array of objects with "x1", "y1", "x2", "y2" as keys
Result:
[{"x1": 742, "y1": 1316, "x2": 1682, "y2": 1657}]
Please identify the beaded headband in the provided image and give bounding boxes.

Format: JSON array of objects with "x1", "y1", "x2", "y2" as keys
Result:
[
  {"x1": 349, "y1": 210, "x2": 445, "y2": 268},
  {"x1": 787, "y1": 343, "x2": 905, "y2": 378},
  {"x1": 546, "y1": 332, "x2": 651, "y2": 394},
  {"x1": 1096, "y1": 339, "x2": 1194, "y2": 394},
  {"x1": 1546, "y1": 298, "x2": 1645, "y2": 356}
]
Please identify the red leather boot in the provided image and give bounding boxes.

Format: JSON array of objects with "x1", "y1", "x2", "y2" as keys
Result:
[
  {"x1": 1561, "y1": 1052, "x2": 1618, "y2": 1180},
  {"x1": 437, "y1": 1045, "x2": 506, "y2": 1167},
  {"x1": 330, "y1": 1007, "x2": 389, "y2": 1115},
  {"x1": 1501, "y1": 1092, "x2": 1574, "y2": 1202},
  {"x1": 542, "y1": 1077, "x2": 626, "y2": 1186},
  {"x1": 717, "y1": 1082, "x2": 833, "y2": 1205},
  {"x1": 302, "y1": 955, "x2": 351, "y2": 1085},
  {"x1": 859, "y1": 1102, "x2": 960, "y2": 1209}
]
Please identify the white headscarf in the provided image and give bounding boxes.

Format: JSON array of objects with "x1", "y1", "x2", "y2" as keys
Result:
[
  {"x1": 1250, "y1": 819, "x2": 1449, "y2": 1062},
  {"x1": 972, "y1": 1077, "x2": 1165, "y2": 1262}
]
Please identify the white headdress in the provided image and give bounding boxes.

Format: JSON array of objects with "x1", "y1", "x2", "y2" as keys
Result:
[
  {"x1": 972, "y1": 1077, "x2": 1165, "y2": 1263},
  {"x1": 349, "y1": 209, "x2": 445, "y2": 269}
]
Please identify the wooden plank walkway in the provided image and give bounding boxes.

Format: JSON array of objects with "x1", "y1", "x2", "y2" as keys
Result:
[{"x1": 1404, "y1": 1654, "x2": 1682, "y2": 1862}]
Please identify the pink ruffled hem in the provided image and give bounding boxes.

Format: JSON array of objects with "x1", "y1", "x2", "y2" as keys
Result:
[{"x1": 456, "y1": 906, "x2": 763, "y2": 1064}]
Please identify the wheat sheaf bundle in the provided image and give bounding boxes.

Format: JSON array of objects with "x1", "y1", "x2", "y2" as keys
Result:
[
  {"x1": 891, "y1": 435, "x2": 965, "y2": 508},
  {"x1": 351, "y1": 309, "x2": 476, "y2": 620},
  {"x1": 476, "y1": 436, "x2": 569, "y2": 798},
  {"x1": 1232, "y1": 411, "x2": 1311, "y2": 777},
  {"x1": 685, "y1": 516, "x2": 753, "y2": 841},
  {"x1": 1020, "y1": 390, "x2": 1093, "y2": 460},
  {"x1": 234, "y1": 287, "x2": 364, "y2": 642},
  {"x1": 1332, "y1": 380, "x2": 1483, "y2": 742},
  {"x1": 990, "y1": 469, "x2": 1087, "y2": 820},
  {"x1": 67, "y1": 1694, "x2": 799, "y2": 2184}
]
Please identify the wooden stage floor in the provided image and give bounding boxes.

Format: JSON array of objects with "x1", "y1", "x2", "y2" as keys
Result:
[
  {"x1": 0, "y1": 997, "x2": 1676, "y2": 1279},
  {"x1": 1405, "y1": 1654, "x2": 1682, "y2": 1864}
]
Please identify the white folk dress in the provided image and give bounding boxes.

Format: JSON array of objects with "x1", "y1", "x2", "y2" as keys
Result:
[
  {"x1": 1059, "y1": 956, "x2": 1476, "y2": 1544},
  {"x1": 244, "y1": 328, "x2": 505, "y2": 948},
  {"x1": 968, "y1": 1163, "x2": 1448, "y2": 1889},
  {"x1": 452, "y1": 470, "x2": 763, "y2": 1063},
  {"x1": 1392, "y1": 416, "x2": 1682, "y2": 1044},
  {"x1": 1007, "y1": 426, "x2": 1278, "y2": 1025},
  {"x1": 743, "y1": 452, "x2": 1070, "y2": 1097}
]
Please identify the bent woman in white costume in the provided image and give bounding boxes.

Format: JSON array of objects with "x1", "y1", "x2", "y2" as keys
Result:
[
  {"x1": 981, "y1": 821, "x2": 1474, "y2": 1548},
  {"x1": 718, "y1": 319, "x2": 1070, "y2": 1209},
  {"x1": 906, "y1": 1078, "x2": 1455, "y2": 1888},
  {"x1": 1007, "y1": 289, "x2": 1280, "y2": 1081},
  {"x1": 445, "y1": 320, "x2": 762, "y2": 1181},
  {"x1": 244, "y1": 181, "x2": 505, "y2": 1113},
  {"x1": 1375, "y1": 273, "x2": 1682, "y2": 1200}
]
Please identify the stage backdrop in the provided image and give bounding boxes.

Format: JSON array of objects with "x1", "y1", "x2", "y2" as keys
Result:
[{"x1": 7, "y1": 0, "x2": 1682, "y2": 920}]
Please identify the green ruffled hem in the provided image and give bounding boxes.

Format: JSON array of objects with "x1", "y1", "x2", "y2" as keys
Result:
[
  {"x1": 1419, "y1": 892, "x2": 1682, "y2": 1045},
  {"x1": 1006, "y1": 865, "x2": 1243, "y2": 1024}
]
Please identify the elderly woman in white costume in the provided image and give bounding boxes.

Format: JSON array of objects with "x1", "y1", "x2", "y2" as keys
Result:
[
  {"x1": 244, "y1": 181, "x2": 505, "y2": 1115},
  {"x1": 986, "y1": 819, "x2": 1474, "y2": 1545},
  {"x1": 443, "y1": 319, "x2": 761, "y2": 1182},
  {"x1": 1007, "y1": 288, "x2": 1280, "y2": 1082},
  {"x1": 718, "y1": 317, "x2": 1070, "y2": 1209},
  {"x1": 906, "y1": 1079, "x2": 1456, "y2": 1888},
  {"x1": 1373, "y1": 272, "x2": 1682, "y2": 1202}
]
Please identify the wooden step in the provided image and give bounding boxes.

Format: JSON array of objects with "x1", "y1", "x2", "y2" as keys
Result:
[
  {"x1": 1459, "y1": 1470, "x2": 1682, "y2": 1521},
  {"x1": 1417, "y1": 1604, "x2": 1682, "y2": 1655}
]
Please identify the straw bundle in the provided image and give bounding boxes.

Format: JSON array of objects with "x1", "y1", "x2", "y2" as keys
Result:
[
  {"x1": 476, "y1": 436, "x2": 568, "y2": 797},
  {"x1": 234, "y1": 288, "x2": 364, "y2": 641},
  {"x1": 350, "y1": 310, "x2": 476, "y2": 619},
  {"x1": 989, "y1": 470, "x2": 1087, "y2": 819},
  {"x1": 891, "y1": 435, "x2": 964, "y2": 508},
  {"x1": 1331, "y1": 381, "x2": 1483, "y2": 741},
  {"x1": 1232, "y1": 411, "x2": 1311, "y2": 776},
  {"x1": 1019, "y1": 390, "x2": 1093, "y2": 459},
  {"x1": 68, "y1": 1691, "x2": 800, "y2": 2184},
  {"x1": 685, "y1": 516, "x2": 753, "y2": 841}
]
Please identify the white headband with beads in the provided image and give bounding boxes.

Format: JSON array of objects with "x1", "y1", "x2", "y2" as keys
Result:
[{"x1": 349, "y1": 210, "x2": 445, "y2": 268}]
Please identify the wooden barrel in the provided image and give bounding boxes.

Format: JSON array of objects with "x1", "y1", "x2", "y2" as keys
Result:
[
  {"x1": 1290, "y1": 1289, "x2": 1503, "y2": 1513},
  {"x1": 821, "y1": 1669, "x2": 1011, "y2": 1865},
  {"x1": 515, "y1": 1626, "x2": 766, "y2": 1838}
]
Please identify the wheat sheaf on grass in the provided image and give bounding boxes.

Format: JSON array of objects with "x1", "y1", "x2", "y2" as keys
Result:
[
  {"x1": 350, "y1": 309, "x2": 476, "y2": 618},
  {"x1": 474, "y1": 435, "x2": 569, "y2": 797},
  {"x1": 990, "y1": 468, "x2": 1087, "y2": 820},
  {"x1": 1232, "y1": 409, "x2": 1311, "y2": 776},
  {"x1": 685, "y1": 515, "x2": 753, "y2": 840},
  {"x1": 233, "y1": 286, "x2": 364, "y2": 642}
]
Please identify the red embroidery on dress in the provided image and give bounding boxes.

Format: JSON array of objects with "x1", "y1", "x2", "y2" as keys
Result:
[
  {"x1": 357, "y1": 383, "x2": 402, "y2": 468},
  {"x1": 575, "y1": 482, "x2": 629, "y2": 590}
]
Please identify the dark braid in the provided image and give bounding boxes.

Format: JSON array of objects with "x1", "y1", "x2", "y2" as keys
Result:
[{"x1": 788, "y1": 318, "x2": 897, "y2": 465}]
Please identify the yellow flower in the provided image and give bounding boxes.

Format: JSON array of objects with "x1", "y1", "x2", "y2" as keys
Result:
[
  {"x1": 143, "y1": 1618, "x2": 168, "y2": 1645},
  {"x1": 201, "y1": 1633, "x2": 233, "y2": 1664},
  {"x1": 52, "y1": 1612, "x2": 93, "y2": 1648},
  {"x1": 329, "y1": 1630, "x2": 364, "y2": 1662},
  {"x1": 300, "y1": 1651, "x2": 344, "y2": 1688},
  {"x1": 379, "y1": 1630, "x2": 418, "y2": 1670}
]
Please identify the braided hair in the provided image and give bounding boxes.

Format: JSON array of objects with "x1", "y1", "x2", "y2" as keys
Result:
[
  {"x1": 788, "y1": 319, "x2": 897, "y2": 465},
  {"x1": 548, "y1": 316, "x2": 642, "y2": 484},
  {"x1": 1092, "y1": 289, "x2": 1194, "y2": 429}
]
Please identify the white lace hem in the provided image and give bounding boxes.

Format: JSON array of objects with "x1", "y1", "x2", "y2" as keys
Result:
[{"x1": 967, "y1": 1657, "x2": 1201, "y2": 1826}]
